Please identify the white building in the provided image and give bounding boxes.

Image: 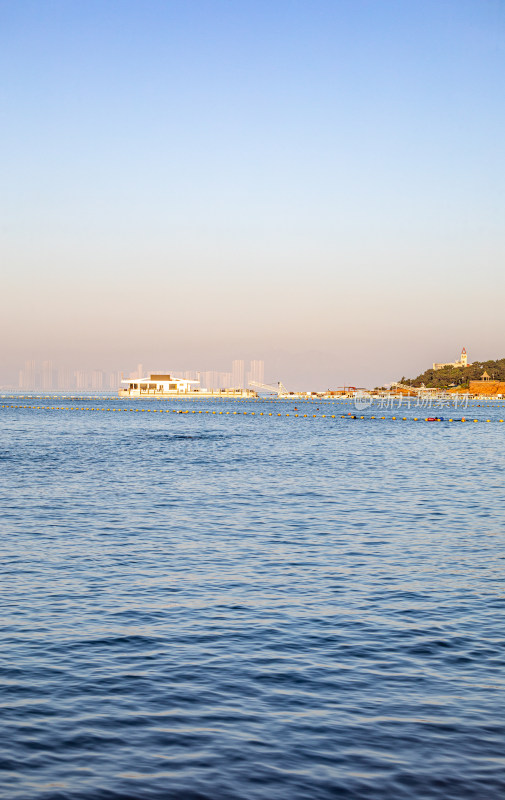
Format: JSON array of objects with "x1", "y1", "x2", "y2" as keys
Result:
[
  {"x1": 119, "y1": 371, "x2": 257, "y2": 398},
  {"x1": 120, "y1": 373, "x2": 199, "y2": 396},
  {"x1": 433, "y1": 348, "x2": 469, "y2": 371}
]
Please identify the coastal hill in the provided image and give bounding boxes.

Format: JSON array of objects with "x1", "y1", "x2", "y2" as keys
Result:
[{"x1": 399, "y1": 358, "x2": 505, "y2": 389}]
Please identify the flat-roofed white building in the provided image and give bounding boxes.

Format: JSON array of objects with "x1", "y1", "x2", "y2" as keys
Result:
[
  {"x1": 120, "y1": 373, "x2": 199, "y2": 396},
  {"x1": 119, "y1": 372, "x2": 258, "y2": 399}
]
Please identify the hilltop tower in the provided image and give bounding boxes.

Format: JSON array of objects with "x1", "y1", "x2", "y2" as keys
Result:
[{"x1": 433, "y1": 347, "x2": 470, "y2": 371}]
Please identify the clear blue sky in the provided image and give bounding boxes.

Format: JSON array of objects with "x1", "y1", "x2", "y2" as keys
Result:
[{"x1": 1, "y1": 0, "x2": 504, "y2": 387}]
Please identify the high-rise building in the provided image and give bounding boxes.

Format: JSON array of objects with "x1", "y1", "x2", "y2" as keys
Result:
[
  {"x1": 19, "y1": 360, "x2": 36, "y2": 390},
  {"x1": 247, "y1": 360, "x2": 265, "y2": 387},
  {"x1": 201, "y1": 371, "x2": 220, "y2": 391},
  {"x1": 232, "y1": 360, "x2": 244, "y2": 389},
  {"x1": 128, "y1": 364, "x2": 144, "y2": 379},
  {"x1": 41, "y1": 360, "x2": 55, "y2": 390},
  {"x1": 91, "y1": 370, "x2": 105, "y2": 391},
  {"x1": 219, "y1": 372, "x2": 232, "y2": 389},
  {"x1": 57, "y1": 367, "x2": 73, "y2": 390},
  {"x1": 108, "y1": 372, "x2": 121, "y2": 390},
  {"x1": 74, "y1": 370, "x2": 89, "y2": 390}
]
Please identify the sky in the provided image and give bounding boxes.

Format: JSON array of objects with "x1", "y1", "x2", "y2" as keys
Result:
[{"x1": 1, "y1": 0, "x2": 504, "y2": 389}]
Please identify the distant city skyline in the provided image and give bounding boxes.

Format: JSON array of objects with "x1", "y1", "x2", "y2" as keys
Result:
[
  {"x1": 7, "y1": 348, "x2": 505, "y2": 393},
  {"x1": 17, "y1": 360, "x2": 123, "y2": 392},
  {"x1": 14, "y1": 358, "x2": 266, "y2": 392}
]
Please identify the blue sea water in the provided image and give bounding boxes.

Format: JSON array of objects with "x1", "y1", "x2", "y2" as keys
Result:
[{"x1": 1, "y1": 395, "x2": 505, "y2": 800}]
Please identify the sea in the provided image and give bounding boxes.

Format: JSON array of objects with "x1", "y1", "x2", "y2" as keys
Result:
[{"x1": 1, "y1": 393, "x2": 504, "y2": 800}]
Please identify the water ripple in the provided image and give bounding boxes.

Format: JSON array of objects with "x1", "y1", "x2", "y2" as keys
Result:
[{"x1": 1, "y1": 399, "x2": 505, "y2": 798}]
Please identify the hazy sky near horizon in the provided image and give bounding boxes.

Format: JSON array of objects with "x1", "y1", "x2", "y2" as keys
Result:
[{"x1": 1, "y1": 0, "x2": 504, "y2": 388}]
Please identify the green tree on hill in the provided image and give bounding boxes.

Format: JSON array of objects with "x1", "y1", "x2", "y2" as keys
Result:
[{"x1": 400, "y1": 358, "x2": 505, "y2": 389}]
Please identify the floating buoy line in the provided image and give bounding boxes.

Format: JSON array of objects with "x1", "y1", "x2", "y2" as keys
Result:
[{"x1": 1, "y1": 404, "x2": 503, "y2": 423}]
